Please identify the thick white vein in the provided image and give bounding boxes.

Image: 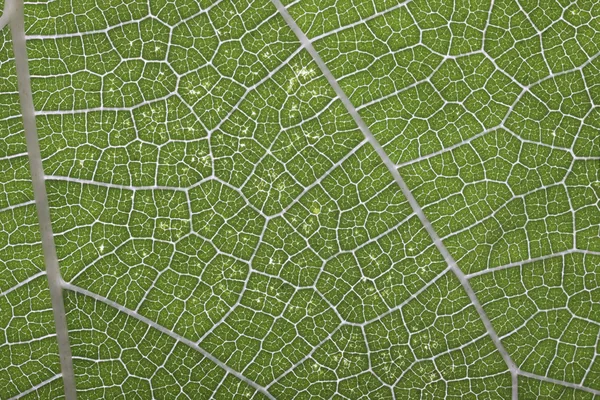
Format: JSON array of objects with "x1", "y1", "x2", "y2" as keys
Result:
[{"x1": 269, "y1": 2, "x2": 521, "y2": 398}]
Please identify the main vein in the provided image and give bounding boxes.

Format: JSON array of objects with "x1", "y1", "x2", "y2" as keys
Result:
[
  {"x1": 268, "y1": 1, "x2": 520, "y2": 398},
  {"x1": 7, "y1": 0, "x2": 77, "y2": 398}
]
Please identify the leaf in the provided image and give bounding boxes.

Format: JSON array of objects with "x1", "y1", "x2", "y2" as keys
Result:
[{"x1": 0, "y1": 0, "x2": 599, "y2": 398}]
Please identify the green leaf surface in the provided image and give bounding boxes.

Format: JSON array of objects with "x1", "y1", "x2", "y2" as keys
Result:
[{"x1": 0, "y1": 0, "x2": 599, "y2": 397}]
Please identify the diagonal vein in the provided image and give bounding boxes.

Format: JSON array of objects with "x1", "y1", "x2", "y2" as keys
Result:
[
  {"x1": 63, "y1": 282, "x2": 276, "y2": 400},
  {"x1": 517, "y1": 370, "x2": 600, "y2": 396},
  {"x1": 7, "y1": 374, "x2": 63, "y2": 400},
  {"x1": 269, "y1": 1, "x2": 520, "y2": 398}
]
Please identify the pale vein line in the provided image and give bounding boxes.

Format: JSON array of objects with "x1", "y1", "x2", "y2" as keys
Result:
[
  {"x1": 7, "y1": 373, "x2": 63, "y2": 400},
  {"x1": 517, "y1": 370, "x2": 600, "y2": 396},
  {"x1": 7, "y1": 0, "x2": 77, "y2": 398},
  {"x1": 0, "y1": 199, "x2": 36, "y2": 213},
  {"x1": 396, "y1": 125, "x2": 503, "y2": 168},
  {"x1": 290, "y1": 0, "x2": 413, "y2": 43},
  {"x1": 45, "y1": 175, "x2": 189, "y2": 192},
  {"x1": 63, "y1": 282, "x2": 276, "y2": 400},
  {"x1": 0, "y1": 271, "x2": 46, "y2": 297},
  {"x1": 465, "y1": 249, "x2": 579, "y2": 279},
  {"x1": 1, "y1": 151, "x2": 29, "y2": 161},
  {"x1": 269, "y1": 1, "x2": 520, "y2": 398}
]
